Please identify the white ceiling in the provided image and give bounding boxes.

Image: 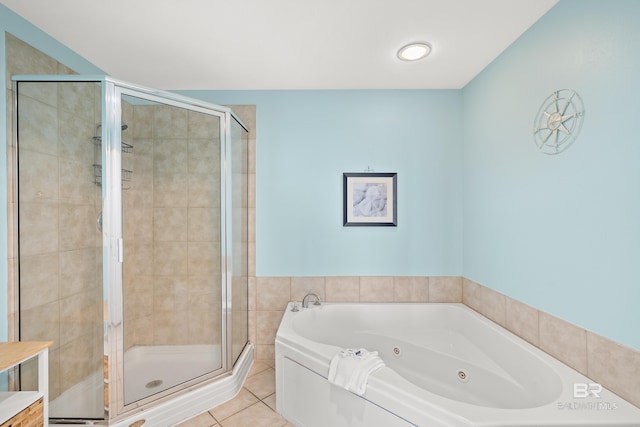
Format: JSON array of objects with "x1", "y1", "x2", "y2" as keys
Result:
[{"x1": 1, "y1": 0, "x2": 558, "y2": 90}]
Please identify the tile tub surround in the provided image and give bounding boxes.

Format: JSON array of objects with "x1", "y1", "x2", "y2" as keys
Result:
[
  {"x1": 250, "y1": 276, "x2": 462, "y2": 360},
  {"x1": 250, "y1": 275, "x2": 640, "y2": 409},
  {"x1": 462, "y1": 278, "x2": 640, "y2": 409}
]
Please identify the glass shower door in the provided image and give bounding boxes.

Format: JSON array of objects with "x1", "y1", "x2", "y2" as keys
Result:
[
  {"x1": 230, "y1": 116, "x2": 249, "y2": 364},
  {"x1": 14, "y1": 75, "x2": 249, "y2": 423},
  {"x1": 16, "y1": 80, "x2": 105, "y2": 419},
  {"x1": 119, "y1": 94, "x2": 225, "y2": 406}
]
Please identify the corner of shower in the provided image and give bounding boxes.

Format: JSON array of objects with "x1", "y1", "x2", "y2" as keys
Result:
[{"x1": 10, "y1": 75, "x2": 252, "y2": 426}]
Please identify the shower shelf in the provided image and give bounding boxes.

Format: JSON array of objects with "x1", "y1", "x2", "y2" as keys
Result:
[
  {"x1": 92, "y1": 136, "x2": 133, "y2": 153},
  {"x1": 93, "y1": 164, "x2": 133, "y2": 190},
  {"x1": 92, "y1": 123, "x2": 133, "y2": 189}
]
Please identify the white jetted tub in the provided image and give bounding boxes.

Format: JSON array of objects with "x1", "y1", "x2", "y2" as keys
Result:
[{"x1": 275, "y1": 303, "x2": 640, "y2": 426}]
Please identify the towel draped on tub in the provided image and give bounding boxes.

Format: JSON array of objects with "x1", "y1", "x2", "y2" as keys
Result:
[{"x1": 327, "y1": 348, "x2": 385, "y2": 396}]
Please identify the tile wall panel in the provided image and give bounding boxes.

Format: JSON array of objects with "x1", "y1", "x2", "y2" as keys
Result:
[{"x1": 463, "y1": 278, "x2": 640, "y2": 408}]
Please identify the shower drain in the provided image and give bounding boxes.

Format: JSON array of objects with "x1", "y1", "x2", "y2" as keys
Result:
[{"x1": 145, "y1": 379, "x2": 163, "y2": 389}]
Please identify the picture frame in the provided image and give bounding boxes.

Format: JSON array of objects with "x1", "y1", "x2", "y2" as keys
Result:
[{"x1": 343, "y1": 172, "x2": 397, "y2": 226}]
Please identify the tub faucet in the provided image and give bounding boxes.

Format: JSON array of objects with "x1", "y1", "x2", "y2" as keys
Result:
[{"x1": 302, "y1": 293, "x2": 321, "y2": 308}]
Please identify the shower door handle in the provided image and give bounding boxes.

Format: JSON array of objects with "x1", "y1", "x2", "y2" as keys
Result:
[{"x1": 118, "y1": 238, "x2": 124, "y2": 263}]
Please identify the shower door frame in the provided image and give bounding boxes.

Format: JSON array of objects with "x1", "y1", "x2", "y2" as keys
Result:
[{"x1": 12, "y1": 75, "x2": 249, "y2": 423}]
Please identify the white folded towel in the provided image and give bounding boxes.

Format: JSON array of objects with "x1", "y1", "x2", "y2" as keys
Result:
[{"x1": 328, "y1": 348, "x2": 385, "y2": 396}]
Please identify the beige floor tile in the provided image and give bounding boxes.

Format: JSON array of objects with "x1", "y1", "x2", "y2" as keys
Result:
[
  {"x1": 262, "y1": 393, "x2": 276, "y2": 411},
  {"x1": 243, "y1": 368, "x2": 275, "y2": 399},
  {"x1": 176, "y1": 411, "x2": 218, "y2": 427},
  {"x1": 209, "y1": 388, "x2": 259, "y2": 422},
  {"x1": 248, "y1": 360, "x2": 271, "y2": 377},
  {"x1": 219, "y1": 401, "x2": 288, "y2": 427}
]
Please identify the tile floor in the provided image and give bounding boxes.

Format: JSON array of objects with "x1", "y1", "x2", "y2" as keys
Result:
[{"x1": 176, "y1": 361, "x2": 293, "y2": 427}]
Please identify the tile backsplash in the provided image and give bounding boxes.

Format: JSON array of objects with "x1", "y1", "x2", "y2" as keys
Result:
[{"x1": 250, "y1": 276, "x2": 462, "y2": 360}]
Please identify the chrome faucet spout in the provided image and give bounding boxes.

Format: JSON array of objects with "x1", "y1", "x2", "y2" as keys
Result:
[{"x1": 302, "y1": 292, "x2": 321, "y2": 308}]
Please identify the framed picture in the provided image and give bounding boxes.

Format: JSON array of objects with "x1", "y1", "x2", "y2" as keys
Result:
[{"x1": 343, "y1": 172, "x2": 397, "y2": 226}]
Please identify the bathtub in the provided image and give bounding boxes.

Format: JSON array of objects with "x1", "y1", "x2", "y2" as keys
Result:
[{"x1": 275, "y1": 303, "x2": 640, "y2": 426}]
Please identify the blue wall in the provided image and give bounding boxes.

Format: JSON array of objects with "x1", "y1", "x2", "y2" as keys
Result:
[
  {"x1": 463, "y1": 0, "x2": 640, "y2": 350},
  {"x1": 179, "y1": 90, "x2": 463, "y2": 277}
]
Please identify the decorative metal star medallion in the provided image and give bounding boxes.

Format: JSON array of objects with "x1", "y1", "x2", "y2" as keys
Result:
[{"x1": 533, "y1": 89, "x2": 585, "y2": 155}]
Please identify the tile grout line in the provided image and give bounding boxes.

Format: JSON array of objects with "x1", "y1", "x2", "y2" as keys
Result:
[
  {"x1": 206, "y1": 371, "x2": 279, "y2": 425},
  {"x1": 214, "y1": 394, "x2": 281, "y2": 427}
]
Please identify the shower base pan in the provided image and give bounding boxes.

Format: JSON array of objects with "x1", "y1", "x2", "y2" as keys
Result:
[{"x1": 50, "y1": 343, "x2": 253, "y2": 426}]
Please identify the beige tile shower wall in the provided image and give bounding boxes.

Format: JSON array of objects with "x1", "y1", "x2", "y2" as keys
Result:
[
  {"x1": 251, "y1": 276, "x2": 462, "y2": 361},
  {"x1": 123, "y1": 102, "x2": 152, "y2": 350},
  {"x1": 186, "y1": 110, "x2": 223, "y2": 346},
  {"x1": 6, "y1": 33, "x2": 104, "y2": 400},
  {"x1": 462, "y1": 278, "x2": 640, "y2": 408},
  {"x1": 5, "y1": 33, "x2": 57, "y2": 343},
  {"x1": 124, "y1": 104, "x2": 223, "y2": 349}
]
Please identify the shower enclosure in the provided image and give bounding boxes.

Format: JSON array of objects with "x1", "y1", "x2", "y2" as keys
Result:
[{"x1": 12, "y1": 75, "x2": 251, "y2": 424}]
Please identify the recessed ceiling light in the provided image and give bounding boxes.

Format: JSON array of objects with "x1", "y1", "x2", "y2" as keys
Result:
[{"x1": 397, "y1": 42, "x2": 432, "y2": 62}]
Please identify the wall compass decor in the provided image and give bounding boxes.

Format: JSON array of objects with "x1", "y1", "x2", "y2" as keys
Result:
[{"x1": 533, "y1": 89, "x2": 585, "y2": 155}]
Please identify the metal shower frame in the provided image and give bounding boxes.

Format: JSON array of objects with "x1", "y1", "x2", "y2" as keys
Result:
[{"x1": 12, "y1": 74, "x2": 250, "y2": 423}]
